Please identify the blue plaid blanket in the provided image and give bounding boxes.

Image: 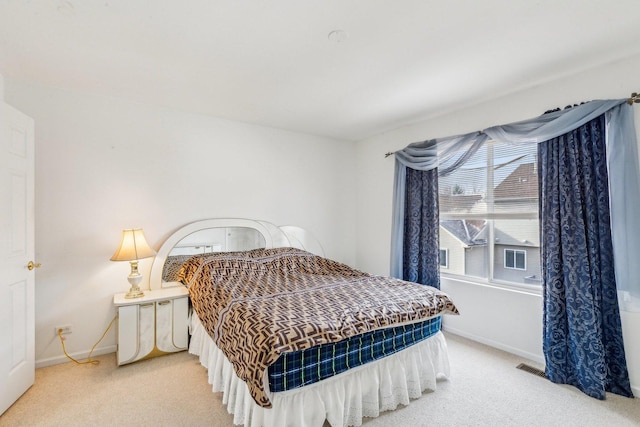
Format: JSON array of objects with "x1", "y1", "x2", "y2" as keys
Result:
[{"x1": 268, "y1": 316, "x2": 441, "y2": 392}]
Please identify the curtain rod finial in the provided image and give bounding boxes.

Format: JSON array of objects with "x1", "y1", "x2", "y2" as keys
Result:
[
  {"x1": 385, "y1": 151, "x2": 395, "y2": 158},
  {"x1": 628, "y1": 92, "x2": 639, "y2": 105}
]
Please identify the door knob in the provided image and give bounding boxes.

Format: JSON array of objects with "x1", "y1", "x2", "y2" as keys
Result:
[{"x1": 27, "y1": 261, "x2": 41, "y2": 271}]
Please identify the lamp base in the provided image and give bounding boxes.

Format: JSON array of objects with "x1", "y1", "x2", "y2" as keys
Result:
[
  {"x1": 125, "y1": 265, "x2": 145, "y2": 298},
  {"x1": 125, "y1": 285, "x2": 145, "y2": 299}
]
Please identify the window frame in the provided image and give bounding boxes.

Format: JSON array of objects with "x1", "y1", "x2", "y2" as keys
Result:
[
  {"x1": 438, "y1": 140, "x2": 541, "y2": 292},
  {"x1": 504, "y1": 248, "x2": 527, "y2": 270}
]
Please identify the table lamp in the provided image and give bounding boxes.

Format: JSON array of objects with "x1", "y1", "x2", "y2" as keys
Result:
[{"x1": 110, "y1": 228, "x2": 156, "y2": 298}]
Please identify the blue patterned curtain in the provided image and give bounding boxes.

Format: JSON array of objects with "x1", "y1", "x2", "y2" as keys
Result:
[
  {"x1": 403, "y1": 167, "x2": 440, "y2": 289},
  {"x1": 538, "y1": 114, "x2": 633, "y2": 399}
]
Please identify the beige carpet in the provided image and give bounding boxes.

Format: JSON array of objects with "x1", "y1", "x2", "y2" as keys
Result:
[{"x1": 1, "y1": 333, "x2": 638, "y2": 427}]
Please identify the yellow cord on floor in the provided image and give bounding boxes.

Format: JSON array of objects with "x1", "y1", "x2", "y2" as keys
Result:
[{"x1": 57, "y1": 314, "x2": 117, "y2": 365}]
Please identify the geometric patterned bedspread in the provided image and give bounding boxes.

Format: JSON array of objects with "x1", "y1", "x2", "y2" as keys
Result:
[{"x1": 180, "y1": 247, "x2": 459, "y2": 408}]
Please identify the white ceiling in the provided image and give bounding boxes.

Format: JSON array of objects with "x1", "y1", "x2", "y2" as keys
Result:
[{"x1": 1, "y1": 0, "x2": 640, "y2": 141}]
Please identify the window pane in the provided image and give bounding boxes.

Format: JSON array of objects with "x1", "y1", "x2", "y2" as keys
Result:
[
  {"x1": 439, "y1": 141, "x2": 538, "y2": 216},
  {"x1": 440, "y1": 219, "x2": 488, "y2": 280},
  {"x1": 505, "y1": 249, "x2": 515, "y2": 268},
  {"x1": 516, "y1": 251, "x2": 526, "y2": 269},
  {"x1": 494, "y1": 220, "x2": 540, "y2": 284},
  {"x1": 441, "y1": 218, "x2": 540, "y2": 284},
  {"x1": 439, "y1": 249, "x2": 448, "y2": 268},
  {"x1": 492, "y1": 143, "x2": 539, "y2": 214},
  {"x1": 465, "y1": 244, "x2": 489, "y2": 280},
  {"x1": 439, "y1": 147, "x2": 488, "y2": 215}
]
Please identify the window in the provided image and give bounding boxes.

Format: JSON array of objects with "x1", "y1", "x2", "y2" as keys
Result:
[
  {"x1": 438, "y1": 140, "x2": 541, "y2": 287},
  {"x1": 439, "y1": 249, "x2": 449, "y2": 269},
  {"x1": 504, "y1": 249, "x2": 526, "y2": 270}
]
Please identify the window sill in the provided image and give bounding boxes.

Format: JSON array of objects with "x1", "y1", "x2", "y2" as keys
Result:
[{"x1": 441, "y1": 273, "x2": 542, "y2": 297}]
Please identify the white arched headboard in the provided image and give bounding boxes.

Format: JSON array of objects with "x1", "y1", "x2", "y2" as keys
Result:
[{"x1": 148, "y1": 218, "x2": 323, "y2": 290}]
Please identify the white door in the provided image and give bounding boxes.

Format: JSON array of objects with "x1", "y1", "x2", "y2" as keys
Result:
[{"x1": 0, "y1": 101, "x2": 35, "y2": 415}]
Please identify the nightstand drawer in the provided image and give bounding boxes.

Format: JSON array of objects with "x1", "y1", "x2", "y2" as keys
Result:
[{"x1": 156, "y1": 297, "x2": 188, "y2": 352}]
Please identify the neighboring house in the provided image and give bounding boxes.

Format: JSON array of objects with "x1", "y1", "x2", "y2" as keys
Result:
[
  {"x1": 478, "y1": 219, "x2": 541, "y2": 285},
  {"x1": 493, "y1": 162, "x2": 538, "y2": 213},
  {"x1": 439, "y1": 219, "x2": 487, "y2": 277}
]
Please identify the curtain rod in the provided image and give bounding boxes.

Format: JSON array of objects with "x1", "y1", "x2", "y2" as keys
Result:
[{"x1": 384, "y1": 91, "x2": 640, "y2": 157}]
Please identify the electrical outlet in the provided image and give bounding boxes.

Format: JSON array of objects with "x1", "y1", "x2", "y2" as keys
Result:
[{"x1": 55, "y1": 325, "x2": 72, "y2": 336}]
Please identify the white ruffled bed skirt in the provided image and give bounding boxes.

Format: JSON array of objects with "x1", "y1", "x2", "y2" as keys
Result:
[{"x1": 189, "y1": 314, "x2": 451, "y2": 427}]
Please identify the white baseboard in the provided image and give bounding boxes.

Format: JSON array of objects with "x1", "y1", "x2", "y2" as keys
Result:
[
  {"x1": 36, "y1": 345, "x2": 117, "y2": 369},
  {"x1": 444, "y1": 326, "x2": 545, "y2": 366}
]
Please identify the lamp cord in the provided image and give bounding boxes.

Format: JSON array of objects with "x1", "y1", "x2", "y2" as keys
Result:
[{"x1": 57, "y1": 314, "x2": 118, "y2": 366}]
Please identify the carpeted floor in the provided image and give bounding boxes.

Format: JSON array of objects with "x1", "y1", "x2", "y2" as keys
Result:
[{"x1": 1, "y1": 333, "x2": 638, "y2": 426}]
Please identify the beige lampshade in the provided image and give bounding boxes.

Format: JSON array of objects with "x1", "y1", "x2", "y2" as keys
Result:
[{"x1": 110, "y1": 228, "x2": 156, "y2": 262}]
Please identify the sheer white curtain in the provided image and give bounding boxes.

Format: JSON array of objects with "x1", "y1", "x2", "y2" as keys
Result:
[{"x1": 391, "y1": 99, "x2": 640, "y2": 312}]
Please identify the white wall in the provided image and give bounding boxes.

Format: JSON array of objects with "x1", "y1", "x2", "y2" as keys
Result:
[
  {"x1": 355, "y1": 53, "x2": 640, "y2": 395},
  {"x1": 5, "y1": 80, "x2": 357, "y2": 367}
]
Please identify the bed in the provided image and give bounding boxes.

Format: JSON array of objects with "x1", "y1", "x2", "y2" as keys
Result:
[{"x1": 148, "y1": 218, "x2": 458, "y2": 427}]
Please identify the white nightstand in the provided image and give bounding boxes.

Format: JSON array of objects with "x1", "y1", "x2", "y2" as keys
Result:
[{"x1": 113, "y1": 287, "x2": 189, "y2": 365}]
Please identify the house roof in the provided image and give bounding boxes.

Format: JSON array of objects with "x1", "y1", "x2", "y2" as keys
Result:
[
  {"x1": 494, "y1": 163, "x2": 538, "y2": 200},
  {"x1": 440, "y1": 220, "x2": 486, "y2": 247}
]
